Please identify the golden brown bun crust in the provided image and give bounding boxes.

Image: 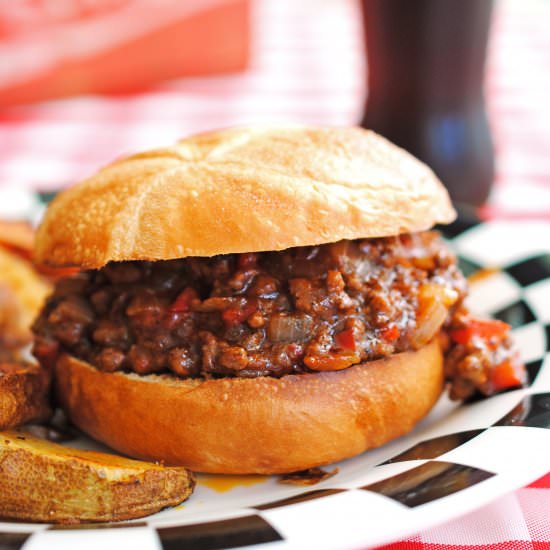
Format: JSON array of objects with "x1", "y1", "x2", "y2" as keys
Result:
[
  {"x1": 54, "y1": 339, "x2": 444, "y2": 474},
  {"x1": 35, "y1": 127, "x2": 455, "y2": 268}
]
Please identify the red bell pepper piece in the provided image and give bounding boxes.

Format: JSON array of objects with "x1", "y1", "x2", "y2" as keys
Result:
[
  {"x1": 170, "y1": 287, "x2": 198, "y2": 312},
  {"x1": 335, "y1": 329, "x2": 356, "y2": 351},
  {"x1": 222, "y1": 300, "x2": 258, "y2": 326},
  {"x1": 490, "y1": 359, "x2": 524, "y2": 392},
  {"x1": 381, "y1": 325, "x2": 400, "y2": 342},
  {"x1": 449, "y1": 318, "x2": 510, "y2": 345}
]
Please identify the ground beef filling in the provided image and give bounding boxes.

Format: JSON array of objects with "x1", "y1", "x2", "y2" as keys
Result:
[{"x1": 32, "y1": 232, "x2": 524, "y2": 400}]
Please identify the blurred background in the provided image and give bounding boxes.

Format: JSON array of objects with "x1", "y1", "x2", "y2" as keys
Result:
[{"x1": 0, "y1": 0, "x2": 549, "y2": 219}]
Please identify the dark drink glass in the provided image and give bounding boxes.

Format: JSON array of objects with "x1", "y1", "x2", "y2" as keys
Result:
[{"x1": 361, "y1": 0, "x2": 494, "y2": 206}]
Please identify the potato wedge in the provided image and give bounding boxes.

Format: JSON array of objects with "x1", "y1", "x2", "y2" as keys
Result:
[
  {"x1": 0, "y1": 362, "x2": 51, "y2": 429},
  {"x1": 0, "y1": 246, "x2": 51, "y2": 335},
  {"x1": 0, "y1": 221, "x2": 77, "y2": 280},
  {"x1": 0, "y1": 284, "x2": 29, "y2": 352},
  {"x1": 0, "y1": 220, "x2": 35, "y2": 259},
  {"x1": 0, "y1": 430, "x2": 195, "y2": 523}
]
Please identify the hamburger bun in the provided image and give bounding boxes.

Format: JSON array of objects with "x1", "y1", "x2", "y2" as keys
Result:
[
  {"x1": 54, "y1": 339, "x2": 443, "y2": 474},
  {"x1": 34, "y1": 126, "x2": 455, "y2": 269}
]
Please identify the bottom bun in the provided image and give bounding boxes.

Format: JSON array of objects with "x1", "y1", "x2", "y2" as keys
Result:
[{"x1": 54, "y1": 339, "x2": 444, "y2": 474}]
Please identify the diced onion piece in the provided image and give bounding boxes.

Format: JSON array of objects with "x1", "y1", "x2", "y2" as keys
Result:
[
  {"x1": 328, "y1": 240, "x2": 373, "y2": 280},
  {"x1": 411, "y1": 256, "x2": 436, "y2": 270},
  {"x1": 412, "y1": 299, "x2": 448, "y2": 348},
  {"x1": 267, "y1": 314, "x2": 313, "y2": 343},
  {"x1": 412, "y1": 283, "x2": 451, "y2": 348},
  {"x1": 419, "y1": 283, "x2": 459, "y2": 308}
]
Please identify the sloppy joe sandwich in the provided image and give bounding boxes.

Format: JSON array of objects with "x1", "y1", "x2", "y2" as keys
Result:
[{"x1": 32, "y1": 126, "x2": 524, "y2": 474}]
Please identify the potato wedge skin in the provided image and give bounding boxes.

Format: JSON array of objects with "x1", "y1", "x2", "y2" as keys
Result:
[
  {"x1": 0, "y1": 363, "x2": 52, "y2": 429},
  {"x1": 0, "y1": 430, "x2": 195, "y2": 523}
]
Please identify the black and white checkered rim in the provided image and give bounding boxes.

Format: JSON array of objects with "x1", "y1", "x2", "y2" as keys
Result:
[{"x1": 1, "y1": 214, "x2": 549, "y2": 550}]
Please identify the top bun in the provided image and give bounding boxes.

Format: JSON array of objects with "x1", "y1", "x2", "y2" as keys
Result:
[{"x1": 34, "y1": 126, "x2": 455, "y2": 268}]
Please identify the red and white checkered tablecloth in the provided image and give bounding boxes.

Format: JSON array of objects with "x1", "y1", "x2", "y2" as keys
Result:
[
  {"x1": 0, "y1": 0, "x2": 549, "y2": 547},
  {"x1": 380, "y1": 473, "x2": 550, "y2": 550}
]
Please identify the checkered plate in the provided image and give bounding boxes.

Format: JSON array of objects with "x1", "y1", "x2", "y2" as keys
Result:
[{"x1": 1, "y1": 204, "x2": 549, "y2": 550}]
